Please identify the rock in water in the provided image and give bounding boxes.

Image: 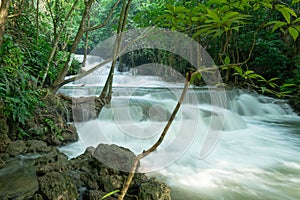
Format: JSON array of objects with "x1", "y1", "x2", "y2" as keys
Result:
[{"x1": 93, "y1": 144, "x2": 137, "y2": 172}]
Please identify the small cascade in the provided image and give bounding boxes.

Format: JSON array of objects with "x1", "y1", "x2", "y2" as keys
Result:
[
  {"x1": 58, "y1": 55, "x2": 300, "y2": 200},
  {"x1": 230, "y1": 93, "x2": 293, "y2": 116}
]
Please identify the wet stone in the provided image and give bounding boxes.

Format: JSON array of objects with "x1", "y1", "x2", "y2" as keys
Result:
[{"x1": 5, "y1": 140, "x2": 27, "y2": 156}]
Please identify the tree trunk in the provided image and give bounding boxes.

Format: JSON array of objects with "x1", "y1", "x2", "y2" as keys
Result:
[
  {"x1": 296, "y1": 37, "x2": 300, "y2": 67},
  {"x1": 97, "y1": 0, "x2": 132, "y2": 109},
  {"x1": 83, "y1": 14, "x2": 90, "y2": 68},
  {"x1": 41, "y1": 0, "x2": 79, "y2": 87},
  {"x1": 0, "y1": 0, "x2": 11, "y2": 48},
  {"x1": 51, "y1": 0, "x2": 95, "y2": 93},
  {"x1": 36, "y1": 0, "x2": 39, "y2": 44}
]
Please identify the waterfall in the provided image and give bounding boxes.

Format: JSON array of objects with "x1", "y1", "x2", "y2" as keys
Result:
[{"x1": 58, "y1": 55, "x2": 300, "y2": 200}]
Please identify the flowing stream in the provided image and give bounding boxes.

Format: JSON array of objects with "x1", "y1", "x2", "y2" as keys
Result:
[{"x1": 59, "y1": 58, "x2": 300, "y2": 200}]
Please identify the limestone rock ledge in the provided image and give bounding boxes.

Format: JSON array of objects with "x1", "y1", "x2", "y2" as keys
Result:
[{"x1": 0, "y1": 143, "x2": 171, "y2": 200}]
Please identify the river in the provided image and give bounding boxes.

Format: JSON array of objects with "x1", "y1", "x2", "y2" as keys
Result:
[{"x1": 59, "y1": 61, "x2": 300, "y2": 200}]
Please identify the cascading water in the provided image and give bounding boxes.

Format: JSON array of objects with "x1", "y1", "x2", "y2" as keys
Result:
[{"x1": 59, "y1": 56, "x2": 300, "y2": 200}]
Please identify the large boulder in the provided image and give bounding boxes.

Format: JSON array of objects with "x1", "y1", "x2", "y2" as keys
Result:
[
  {"x1": 69, "y1": 144, "x2": 171, "y2": 200},
  {"x1": 38, "y1": 171, "x2": 78, "y2": 200},
  {"x1": 92, "y1": 144, "x2": 137, "y2": 172},
  {"x1": 5, "y1": 140, "x2": 27, "y2": 156},
  {"x1": 26, "y1": 140, "x2": 51, "y2": 153}
]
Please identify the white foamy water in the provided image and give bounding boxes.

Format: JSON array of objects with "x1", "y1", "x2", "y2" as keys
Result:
[{"x1": 59, "y1": 57, "x2": 300, "y2": 200}]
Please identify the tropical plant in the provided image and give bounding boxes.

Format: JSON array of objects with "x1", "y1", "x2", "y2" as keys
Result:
[{"x1": 0, "y1": 36, "x2": 42, "y2": 128}]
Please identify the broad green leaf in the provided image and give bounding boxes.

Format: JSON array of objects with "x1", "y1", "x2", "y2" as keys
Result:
[
  {"x1": 275, "y1": 4, "x2": 291, "y2": 24},
  {"x1": 279, "y1": 91, "x2": 293, "y2": 95},
  {"x1": 256, "y1": 75, "x2": 267, "y2": 82},
  {"x1": 268, "y1": 77, "x2": 280, "y2": 82},
  {"x1": 248, "y1": 73, "x2": 262, "y2": 79},
  {"x1": 245, "y1": 70, "x2": 254, "y2": 75},
  {"x1": 206, "y1": 8, "x2": 220, "y2": 23},
  {"x1": 292, "y1": 17, "x2": 300, "y2": 24},
  {"x1": 292, "y1": 0, "x2": 300, "y2": 4},
  {"x1": 294, "y1": 26, "x2": 300, "y2": 32},
  {"x1": 269, "y1": 82, "x2": 277, "y2": 88},
  {"x1": 222, "y1": 12, "x2": 239, "y2": 21},
  {"x1": 288, "y1": 27, "x2": 299, "y2": 41},
  {"x1": 268, "y1": 21, "x2": 287, "y2": 32},
  {"x1": 224, "y1": 56, "x2": 230, "y2": 64},
  {"x1": 282, "y1": 83, "x2": 297, "y2": 87},
  {"x1": 280, "y1": 10, "x2": 291, "y2": 24},
  {"x1": 233, "y1": 66, "x2": 243, "y2": 75},
  {"x1": 283, "y1": 6, "x2": 297, "y2": 17}
]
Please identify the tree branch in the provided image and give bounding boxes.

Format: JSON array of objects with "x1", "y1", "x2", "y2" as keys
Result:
[
  {"x1": 84, "y1": 0, "x2": 122, "y2": 32},
  {"x1": 41, "y1": 0, "x2": 79, "y2": 87},
  {"x1": 118, "y1": 73, "x2": 191, "y2": 200}
]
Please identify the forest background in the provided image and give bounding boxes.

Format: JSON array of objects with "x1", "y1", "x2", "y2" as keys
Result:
[{"x1": 0, "y1": 0, "x2": 299, "y2": 140}]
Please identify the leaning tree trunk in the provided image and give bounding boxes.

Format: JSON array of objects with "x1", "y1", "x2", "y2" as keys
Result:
[
  {"x1": 41, "y1": 0, "x2": 79, "y2": 87},
  {"x1": 96, "y1": 0, "x2": 132, "y2": 113},
  {"x1": 82, "y1": 14, "x2": 90, "y2": 68},
  {"x1": 51, "y1": 0, "x2": 95, "y2": 93},
  {"x1": 296, "y1": 37, "x2": 300, "y2": 67},
  {"x1": 69, "y1": 0, "x2": 132, "y2": 122},
  {"x1": 0, "y1": 0, "x2": 11, "y2": 48}
]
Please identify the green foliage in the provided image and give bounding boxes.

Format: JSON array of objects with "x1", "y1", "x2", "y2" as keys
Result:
[
  {"x1": 152, "y1": 0, "x2": 298, "y2": 96},
  {"x1": 0, "y1": 36, "x2": 42, "y2": 127},
  {"x1": 131, "y1": 0, "x2": 165, "y2": 27},
  {"x1": 44, "y1": 117, "x2": 64, "y2": 141},
  {"x1": 1, "y1": 0, "x2": 298, "y2": 104},
  {"x1": 265, "y1": 5, "x2": 300, "y2": 41},
  {"x1": 193, "y1": 8, "x2": 250, "y2": 38},
  {"x1": 46, "y1": 51, "x2": 81, "y2": 84},
  {"x1": 17, "y1": 127, "x2": 30, "y2": 139},
  {"x1": 280, "y1": 65, "x2": 300, "y2": 96}
]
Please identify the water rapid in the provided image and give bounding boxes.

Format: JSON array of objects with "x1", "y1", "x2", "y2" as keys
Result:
[{"x1": 59, "y1": 57, "x2": 300, "y2": 200}]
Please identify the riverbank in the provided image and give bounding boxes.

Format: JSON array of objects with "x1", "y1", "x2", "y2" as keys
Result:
[
  {"x1": 0, "y1": 87, "x2": 299, "y2": 199},
  {"x1": 0, "y1": 93, "x2": 171, "y2": 200},
  {"x1": 0, "y1": 142, "x2": 171, "y2": 199}
]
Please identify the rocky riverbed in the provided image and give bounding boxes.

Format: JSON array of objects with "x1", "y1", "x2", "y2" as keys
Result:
[
  {"x1": 0, "y1": 141, "x2": 171, "y2": 200},
  {"x1": 0, "y1": 94, "x2": 171, "y2": 200}
]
